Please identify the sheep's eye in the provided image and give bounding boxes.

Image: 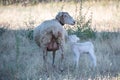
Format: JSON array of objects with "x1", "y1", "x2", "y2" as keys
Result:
[{"x1": 63, "y1": 14, "x2": 67, "y2": 17}]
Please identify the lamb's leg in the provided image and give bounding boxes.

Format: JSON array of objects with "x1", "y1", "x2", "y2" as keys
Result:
[
  {"x1": 52, "y1": 51, "x2": 56, "y2": 67},
  {"x1": 89, "y1": 49, "x2": 96, "y2": 67},
  {"x1": 73, "y1": 48, "x2": 80, "y2": 69}
]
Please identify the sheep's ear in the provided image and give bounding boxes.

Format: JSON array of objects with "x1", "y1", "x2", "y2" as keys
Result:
[
  {"x1": 56, "y1": 12, "x2": 65, "y2": 25},
  {"x1": 58, "y1": 12, "x2": 63, "y2": 16},
  {"x1": 56, "y1": 12, "x2": 63, "y2": 19}
]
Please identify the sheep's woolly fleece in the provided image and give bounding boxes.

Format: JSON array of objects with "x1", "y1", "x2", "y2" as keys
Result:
[{"x1": 33, "y1": 19, "x2": 67, "y2": 48}]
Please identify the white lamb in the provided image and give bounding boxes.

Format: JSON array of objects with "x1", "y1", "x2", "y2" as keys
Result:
[
  {"x1": 33, "y1": 12, "x2": 75, "y2": 68},
  {"x1": 68, "y1": 35, "x2": 97, "y2": 68}
]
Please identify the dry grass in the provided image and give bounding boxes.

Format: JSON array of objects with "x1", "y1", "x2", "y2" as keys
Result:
[
  {"x1": 0, "y1": 1, "x2": 120, "y2": 80},
  {"x1": 0, "y1": 1, "x2": 120, "y2": 31}
]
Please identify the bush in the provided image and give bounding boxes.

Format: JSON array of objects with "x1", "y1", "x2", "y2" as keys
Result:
[
  {"x1": 67, "y1": 15, "x2": 96, "y2": 40},
  {"x1": 67, "y1": 0, "x2": 96, "y2": 40}
]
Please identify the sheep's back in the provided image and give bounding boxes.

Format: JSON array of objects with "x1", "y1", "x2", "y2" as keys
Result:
[{"x1": 33, "y1": 19, "x2": 65, "y2": 47}]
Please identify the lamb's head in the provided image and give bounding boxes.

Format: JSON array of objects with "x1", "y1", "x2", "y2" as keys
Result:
[
  {"x1": 68, "y1": 35, "x2": 80, "y2": 43},
  {"x1": 56, "y1": 12, "x2": 75, "y2": 25}
]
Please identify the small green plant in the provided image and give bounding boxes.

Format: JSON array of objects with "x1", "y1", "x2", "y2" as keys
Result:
[
  {"x1": 76, "y1": 19, "x2": 96, "y2": 39},
  {"x1": 26, "y1": 29, "x2": 33, "y2": 40},
  {"x1": 67, "y1": 13, "x2": 96, "y2": 40},
  {"x1": 24, "y1": 19, "x2": 35, "y2": 40},
  {"x1": 100, "y1": 32, "x2": 110, "y2": 40}
]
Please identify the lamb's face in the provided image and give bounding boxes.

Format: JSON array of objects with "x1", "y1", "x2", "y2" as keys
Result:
[
  {"x1": 56, "y1": 12, "x2": 75, "y2": 25},
  {"x1": 68, "y1": 35, "x2": 80, "y2": 43}
]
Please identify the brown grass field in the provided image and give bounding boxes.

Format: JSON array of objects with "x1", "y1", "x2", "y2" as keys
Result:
[{"x1": 0, "y1": 1, "x2": 120, "y2": 80}]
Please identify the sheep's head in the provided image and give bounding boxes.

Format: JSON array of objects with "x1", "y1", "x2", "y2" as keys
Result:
[
  {"x1": 68, "y1": 35, "x2": 80, "y2": 43},
  {"x1": 56, "y1": 12, "x2": 75, "y2": 25}
]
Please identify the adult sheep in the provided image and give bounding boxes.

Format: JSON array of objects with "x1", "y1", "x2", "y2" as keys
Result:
[
  {"x1": 68, "y1": 35, "x2": 97, "y2": 68},
  {"x1": 33, "y1": 12, "x2": 75, "y2": 68}
]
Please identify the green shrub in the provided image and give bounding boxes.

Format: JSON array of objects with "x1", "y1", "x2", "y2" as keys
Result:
[
  {"x1": 24, "y1": 20, "x2": 35, "y2": 40},
  {"x1": 67, "y1": 16, "x2": 96, "y2": 40}
]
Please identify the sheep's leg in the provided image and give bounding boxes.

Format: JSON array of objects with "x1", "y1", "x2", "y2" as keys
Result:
[
  {"x1": 60, "y1": 50, "x2": 64, "y2": 62},
  {"x1": 59, "y1": 44, "x2": 64, "y2": 72},
  {"x1": 60, "y1": 44, "x2": 64, "y2": 62},
  {"x1": 43, "y1": 50, "x2": 47, "y2": 62},
  {"x1": 43, "y1": 49, "x2": 48, "y2": 72},
  {"x1": 52, "y1": 51, "x2": 56, "y2": 67}
]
